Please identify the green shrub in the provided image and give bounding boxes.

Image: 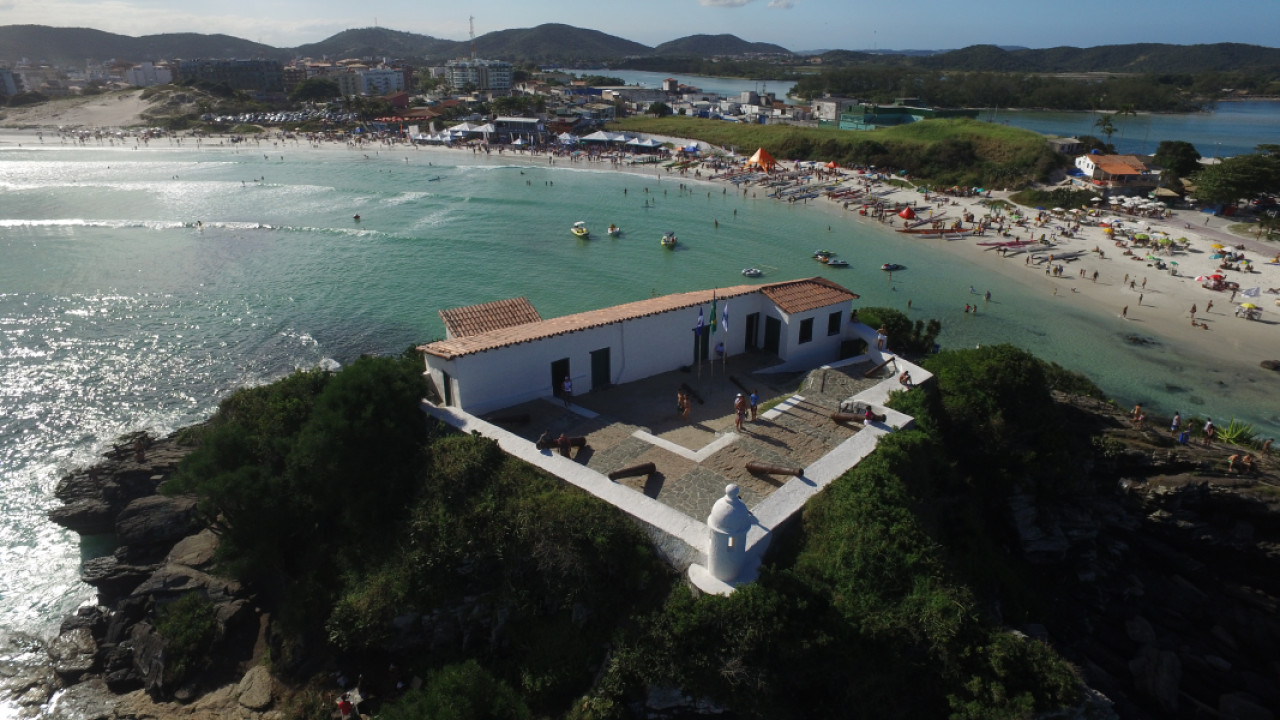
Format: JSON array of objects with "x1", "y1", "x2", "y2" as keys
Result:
[
  {"x1": 1217, "y1": 418, "x2": 1258, "y2": 447},
  {"x1": 155, "y1": 593, "x2": 218, "y2": 687},
  {"x1": 376, "y1": 661, "x2": 531, "y2": 720},
  {"x1": 858, "y1": 306, "x2": 941, "y2": 355}
]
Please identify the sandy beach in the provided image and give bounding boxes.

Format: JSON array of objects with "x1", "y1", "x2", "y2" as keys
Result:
[{"x1": 4, "y1": 108, "x2": 1278, "y2": 419}]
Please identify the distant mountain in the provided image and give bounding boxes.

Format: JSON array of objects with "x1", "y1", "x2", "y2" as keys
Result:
[
  {"x1": 290, "y1": 27, "x2": 458, "y2": 61},
  {"x1": 469, "y1": 24, "x2": 651, "y2": 64},
  {"x1": 0, "y1": 25, "x2": 282, "y2": 65},
  {"x1": 651, "y1": 34, "x2": 790, "y2": 57},
  {"x1": 917, "y1": 42, "x2": 1280, "y2": 73}
]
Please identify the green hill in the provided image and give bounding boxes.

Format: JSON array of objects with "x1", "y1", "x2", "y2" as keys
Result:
[
  {"x1": 0, "y1": 25, "x2": 282, "y2": 65},
  {"x1": 651, "y1": 34, "x2": 791, "y2": 57},
  {"x1": 917, "y1": 42, "x2": 1280, "y2": 73},
  {"x1": 290, "y1": 27, "x2": 459, "y2": 61},
  {"x1": 470, "y1": 23, "x2": 651, "y2": 64}
]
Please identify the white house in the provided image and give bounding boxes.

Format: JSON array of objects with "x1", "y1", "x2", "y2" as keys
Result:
[{"x1": 419, "y1": 278, "x2": 862, "y2": 415}]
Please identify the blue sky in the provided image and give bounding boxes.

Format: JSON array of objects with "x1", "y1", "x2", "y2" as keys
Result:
[{"x1": 4, "y1": 0, "x2": 1278, "y2": 51}]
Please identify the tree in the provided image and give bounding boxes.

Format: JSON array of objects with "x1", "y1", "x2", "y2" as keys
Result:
[
  {"x1": 1153, "y1": 140, "x2": 1202, "y2": 177},
  {"x1": 1092, "y1": 113, "x2": 1117, "y2": 148},
  {"x1": 289, "y1": 78, "x2": 340, "y2": 103},
  {"x1": 647, "y1": 101, "x2": 672, "y2": 117},
  {"x1": 1192, "y1": 153, "x2": 1280, "y2": 204}
]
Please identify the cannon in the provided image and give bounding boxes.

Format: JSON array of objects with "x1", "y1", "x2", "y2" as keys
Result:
[
  {"x1": 608, "y1": 462, "x2": 656, "y2": 480},
  {"x1": 829, "y1": 412, "x2": 865, "y2": 424},
  {"x1": 746, "y1": 461, "x2": 803, "y2": 477}
]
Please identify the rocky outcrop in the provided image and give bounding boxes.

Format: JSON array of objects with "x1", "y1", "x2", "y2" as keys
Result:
[
  {"x1": 21, "y1": 432, "x2": 276, "y2": 717},
  {"x1": 1010, "y1": 397, "x2": 1280, "y2": 720}
]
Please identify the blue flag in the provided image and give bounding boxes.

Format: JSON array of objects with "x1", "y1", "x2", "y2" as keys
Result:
[
  {"x1": 694, "y1": 305, "x2": 704, "y2": 335},
  {"x1": 721, "y1": 301, "x2": 729, "y2": 333}
]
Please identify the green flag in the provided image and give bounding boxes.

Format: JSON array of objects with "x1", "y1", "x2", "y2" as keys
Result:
[{"x1": 710, "y1": 291, "x2": 718, "y2": 334}]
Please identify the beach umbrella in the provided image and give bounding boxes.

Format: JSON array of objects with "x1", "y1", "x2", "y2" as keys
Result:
[
  {"x1": 1209, "y1": 273, "x2": 1225, "y2": 280},
  {"x1": 1240, "y1": 303, "x2": 1258, "y2": 309},
  {"x1": 898, "y1": 207, "x2": 916, "y2": 220},
  {"x1": 1090, "y1": 197, "x2": 1102, "y2": 203},
  {"x1": 1052, "y1": 207, "x2": 1064, "y2": 212},
  {"x1": 1103, "y1": 227, "x2": 1114, "y2": 235},
  {"x1": 1210, "y1": 243, "x2": 1225, "y2": 249},
  {"x1": 1211, "y1": 253, "x2": 1224, "y2": 259},
  {"x1": 1195, "y1": 275, "x2": 1210, "y2": 282}
]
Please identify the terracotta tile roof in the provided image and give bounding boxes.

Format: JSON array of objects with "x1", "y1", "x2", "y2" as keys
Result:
[
  {"x1": 1093, "y1": 155, "x2": 1149, "y2": 176},
  {"x1": 420, "y1": 278, "x2": 859, "y2": 360},
  {"x1": 762, "y1": 277, "x2": 860, "y2": 314},
  {"x1": 439, "y1": 297, "x2": 542, "y2": 338}
]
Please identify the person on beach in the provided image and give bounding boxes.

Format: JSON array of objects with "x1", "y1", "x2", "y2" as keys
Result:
[
  {"x1": 749, "y1": 389, "x2": 759, "y2": 421},
  {"x1": 1203, "y1": 418, "x2": 1215, "y2": 446},
  {"x1": 1170, "y1": 412, "x2": 1181, "y2": 436},
  {"x1": 1262, "y1": 438, "x2": 1273, "y2": 456},
  {"x1": 734, "y1": 393, "x2": 748, "y2": 431},
  {"x1": 1121, "y1": 305, "x2": 1128, "y2": 318}
]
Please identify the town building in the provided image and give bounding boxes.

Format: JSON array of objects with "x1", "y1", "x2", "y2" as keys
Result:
[
  {"x1": 0, "y1": 68, "x2": 20, "y2": 99},
  {"x1": 175, "y1": 59, "x2": 284, "y2": 95},
  {"x1": 1073, "y1": 154, "x2": 1159, "y2": 195},
  {"x1": 124, "y1": 62, "x2": 172, "y2": 88},
  {"x1": 419, "y1": 278, "x2": 862, "y2": 416},
  {"x1": 445, "y1": 58, "x2": 512, "y2": 93},
  {"x1": 1046, "y1": 137, "x2": 1083, "y2": 156},
  {"x1": 838, "y1": 100, "x2": 979, "y2": 130},
  {"x1": 811, "y1": 96, "x2": 860, "y2": 125}
]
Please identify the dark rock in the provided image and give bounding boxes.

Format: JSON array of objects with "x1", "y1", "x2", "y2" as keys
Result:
[
  {"x1": 1260, "y1": 360, "x2": 1279, "y2": 371},
  {"x1": 1124, "y1": 616, "x2": 1156, "y2": 645},
  {"x1": 1129, "y1": 645, "x2": 1181, "y2": 713},
  {"x1": 129, "y1": 622, "x2": 166, "y2": 697},
  {"x1": 132, "y1": 564, "x2": 243, "y2": 605},
  {"x1": 114, "y1": 495, "x2": 200, "y2": 563},
  {"x1": 1219, "y1": 691, "x2": 1275, "y2": 720},
  {"x1": 59, "y1": 605, "x2": 108, "y2": 636},
  {"x1": 80, "y1": 556, "x2": 158, "y2": 604},
  {"x1": 47, "y1": 497, "x2": 116, "y2": 535},
  {"x1": 48, "y1": 627, "x2": 97, "y2": 682}
]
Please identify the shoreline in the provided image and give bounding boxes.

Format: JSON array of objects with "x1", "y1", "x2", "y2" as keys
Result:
[{"x1": 3, "y1": 126, "x2": 1278, "y2": 431}]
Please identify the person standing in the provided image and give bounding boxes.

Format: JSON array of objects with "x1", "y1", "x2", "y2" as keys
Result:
[
  {"x1": 1203, "y1": 418, "x2": 1215, "y2": 447},
  {"x1": 562, "y1": 375, "x2": 572, "y2": 407},
  {"x1": 749, "y1": 389, "x2": 760, "y2": 421},
  {"x1": 734, "y1": 393, "x2": 748, "y2": 431},
  {"x1": 1170, "y1": 411, "x2": 1181, "y2": 437}
]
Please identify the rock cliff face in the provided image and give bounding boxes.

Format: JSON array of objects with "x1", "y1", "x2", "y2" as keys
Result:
[
  {"x1": 1012, "y1": 396, "x2": 1280, "y2": 720},
  {"x1": 16, "y1": 433, "x2": 278, "y2": 719}
]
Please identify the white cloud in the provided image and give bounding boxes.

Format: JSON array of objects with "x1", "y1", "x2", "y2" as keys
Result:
[
  {"x1": 699, "y1": 0, "x2": 756, "y2": 7},
  {"x1": 767, "y1": 0, "x2": 795, "y2": 7}
]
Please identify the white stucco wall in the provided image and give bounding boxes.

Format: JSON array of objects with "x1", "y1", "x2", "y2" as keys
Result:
[{"x1": 425, "y1": 291, "x2": 858, "y2": 415}]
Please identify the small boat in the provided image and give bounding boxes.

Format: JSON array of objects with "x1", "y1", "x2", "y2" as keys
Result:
[
  {"x1": 881, "y1": 263, "x2": 902, "y2": 271},
  {"x1": 661, "y1": 231, "x2": 678, "y2": 248},
  {"x1": 813, "y1": 249, "x2": 835, "y2": 259},
  {"x1": 607, "y1": 224, "x2": 620, "y2": 237},
  {"x1": 571, "y1": 221, "x2": 590, "y2": 239},
  {"x1": 742, "y1": 267, "x2": 763, "y2": 277},
  {"x1": 826, "y1": 259, "x2": 849, "y2": 268}
]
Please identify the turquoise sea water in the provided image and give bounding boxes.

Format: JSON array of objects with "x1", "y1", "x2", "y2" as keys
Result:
[{"x1": 1, "y1": 137, "x2": 1278, "y2": 663}]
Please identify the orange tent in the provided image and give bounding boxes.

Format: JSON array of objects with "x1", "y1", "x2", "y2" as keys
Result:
[
  {"x1": 825, "y1": 161, "x2": 839, "y2": 169},
  {"x1": 745, "y1": 147, "x2": 777, "y2": 171},
  {"x1": 898, "y1": 207, "x2": 916, "y2": 220}
]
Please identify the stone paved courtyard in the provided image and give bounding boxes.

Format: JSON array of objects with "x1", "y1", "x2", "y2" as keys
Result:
[{"x1": 484, "y1": 353, "x2": 894, "y2": 521}]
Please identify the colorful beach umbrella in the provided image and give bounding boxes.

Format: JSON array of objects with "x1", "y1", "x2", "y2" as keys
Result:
[
  {"x1": 1240, "y1": 303, "x2": 1258, "y2": 309},
  {"x1": 1195, "y1": 275, "x2": 1210, "y2": 282}
]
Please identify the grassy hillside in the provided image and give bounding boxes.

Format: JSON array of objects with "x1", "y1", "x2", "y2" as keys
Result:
[
  {"x1": 610, "y1": 116, "x2": 1060, "y2": 187},
  {"x1": 651, "y1": 34, "x2": 791, "y2": 57},
  {"x1": 472, "y1": 24, "x2": 651, "y2": 64}
]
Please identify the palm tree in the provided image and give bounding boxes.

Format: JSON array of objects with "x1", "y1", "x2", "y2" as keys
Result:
[{"x1": 1093, "y1": 113, "x2": 1117, "y2": 151}]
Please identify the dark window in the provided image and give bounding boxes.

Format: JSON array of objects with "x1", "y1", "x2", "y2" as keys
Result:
[
  {"x1": 799, "y1": 317, "x2": 814, "y2": 344},
  {"x1": 828, "y1": 311, "x2": 842, "y2": 336}
]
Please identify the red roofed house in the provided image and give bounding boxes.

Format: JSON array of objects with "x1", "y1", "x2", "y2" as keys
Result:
[
  {"x1": 1074, "y1": 154, "x2": 1158, "y2": 195},
  {"x1": 419, "y1": 278, "x2": 862, "y2": 414}
]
